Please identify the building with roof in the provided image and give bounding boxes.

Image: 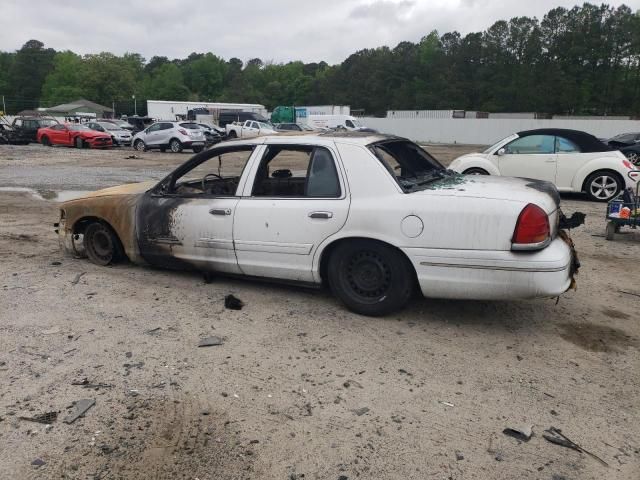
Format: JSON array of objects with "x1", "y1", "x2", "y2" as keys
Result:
[{"x1": 43, "y1": 99, "x2": 113, "y2": 119}]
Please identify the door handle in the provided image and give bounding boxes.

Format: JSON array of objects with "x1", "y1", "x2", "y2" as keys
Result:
[
  {"x1": 308, "y1": 211, "x2": 333, "y2": 219},
  {"x1": 209, "y1": 208, "x2": 231, "y2": 216}
]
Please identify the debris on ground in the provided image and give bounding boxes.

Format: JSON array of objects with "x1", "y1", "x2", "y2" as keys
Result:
[
  {"x1": 71, "y1": 378, "x2": 112, "y2": 389},
  {"x1": 124, "y1": 155, "x2": 141, "y2": 159},
  {"x1": 63, "y1": 399, "x2": 95, "y2": 424},
  {"x1": 559, "y1": 211, "x2": 587, "y2": 230},
  {"x1": 71, "y1": 272, "x2": 86, "y2": 285},
  {"x1": 455, "y1": 450, "x2": 464, "y2": 461},
  {"x1": 503, "y1": 425, "x2": 534, "y2": 442},
  {"x1": 198, "y1": 336, "x2": 224, "y2": 347},
  {"x1": 31, "y1": 458, "x2": 46, "y2": 468},
  {"x1": 438, "y1": 400, "x2": 455, "y2": 407},
  {"x1": 224, "y1": 294, "x2": 243, "y2": 310},
  {"x1": 50, "y1": 261, "x2": 62, "y2": 266},
  {"x1": 19, "y1": 411, "x2": 58, "y2": 424},
  {"x1": 343, "y1": 379, "x2": 363, "y2": 389},
  {"x1": 352, "y1": 407, "x2": 370, "y2": 416},
  {"x1": 543, "y1": 427, "x2": 608, "y2": 466}
]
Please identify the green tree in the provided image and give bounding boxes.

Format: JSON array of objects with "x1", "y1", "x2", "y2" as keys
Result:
[{"x1": 40, "y1": 51, "x2": 86, "y2": 105}]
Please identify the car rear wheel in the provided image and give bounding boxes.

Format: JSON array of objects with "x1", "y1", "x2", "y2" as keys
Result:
[
  {"x1": 169, "y1": 139, "x2": 182, "y2": 153},
  {"x1": 134, "y1": 139, "x2": 146, "y2": 152},
  {"x1": 328, "y1": 240, "x2": 415, "y2": 316},
  {"x1": 585, "y1": 171, "x2": 623, "y2": 202},
  {"x1": 463, "y1": 167, "x2": 489, "y2": 175},
  {"x1": 227, "y1": 131, "x2": 237, "y2": 139},
  {"x1": 193, "y1": 146, "x2": 204, "y2": 153},
  {"x1": 41, "y1": 136, "x2": 51, "y2": 146},
  {"x1": 83, "y1": 222, "x2": 123, "y2": 266}
]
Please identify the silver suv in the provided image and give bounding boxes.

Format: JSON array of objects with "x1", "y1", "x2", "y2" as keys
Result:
[{"x1": 132, "y1": 121, "x2": 205, "y2": 153}]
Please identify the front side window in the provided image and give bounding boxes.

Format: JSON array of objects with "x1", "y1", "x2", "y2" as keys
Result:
[
  {"x1": 51, "y1": 124, "x2": 66, "y2": 131},
  {"x1": 252, "y1": 146, "x2": 341, "y2": 198},
  {"x1": 147, "y1": 124, "x2": 161, "y2": 133},
  {"x1": 168, "y1": 147, "x2": 254, "y2": 197},
  {"x1": 345, "y1": 120, "x2": 355, "y2": 128},
  {"x1": 556, "y1": 137, "x2": 580, "y2": 153},
  {"x1": 504, "y1": 135, "x2": 555, "y2": 154}
]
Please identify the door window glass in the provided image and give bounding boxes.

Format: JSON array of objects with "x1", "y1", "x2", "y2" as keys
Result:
[
  {"x1": 556, "y1": 137, "x2": 580, "y2": 153},
  {"x1": 170, "y1": 147, "x2": 254, "y2": 196},
  {"x1": 252, "y1": 146, "x2": 340, "y2": 198},
  {"x1": 346, "y1": 120, "x2": 355, "y2": 128},
  {"x1": 147, "y1": 124, "x2": 161, "y2": 133},
  {"x1": 160, "y1": 123, "x2": 174, "y2": 130},
  {"x1": 504, "y1": 135, "x2": 555, "y2": 154}
]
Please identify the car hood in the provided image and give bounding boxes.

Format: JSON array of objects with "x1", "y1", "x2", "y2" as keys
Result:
[
  {"x1": 68, "y1": 181, "x2": 156, "y2": 201},
  {"x1": 412, "y1": 174, "x2": 560, "y2": 213}
]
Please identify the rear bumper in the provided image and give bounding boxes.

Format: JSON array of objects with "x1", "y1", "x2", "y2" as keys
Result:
[{"x1": 403, "y1": 237, "x2": 573, "y2": 300}]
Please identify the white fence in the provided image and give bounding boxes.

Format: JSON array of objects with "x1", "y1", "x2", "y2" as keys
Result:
[{"x1": 361, "y1": 117, "x2": 640, "y2": 145}]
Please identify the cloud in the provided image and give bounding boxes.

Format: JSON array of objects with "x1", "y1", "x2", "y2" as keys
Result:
[{"x1": 1, "y1": 0, "x2": 639, "y2": 65}]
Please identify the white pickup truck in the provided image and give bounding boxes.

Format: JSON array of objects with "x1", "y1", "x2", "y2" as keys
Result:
[{"x1": 226, "y1": 120, "x2": 278, "y2": 139}]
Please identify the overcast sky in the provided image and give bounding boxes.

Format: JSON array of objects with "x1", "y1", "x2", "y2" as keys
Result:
[{"x1": 2, "y1": 0, "x2": 639, "y2": 64}]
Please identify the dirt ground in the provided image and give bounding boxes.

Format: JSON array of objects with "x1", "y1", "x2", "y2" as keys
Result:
[{"x1": 0, "y1": 143, "x2": 639, "y2": 480}]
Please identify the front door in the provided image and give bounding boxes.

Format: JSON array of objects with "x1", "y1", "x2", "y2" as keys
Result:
[
  {"x1": 498, "y1": 134, "x2": 557, "y2": 183},
  {"x1": 233, "y1": 143, "x2": 350, "y2": 282},
  {"x1": 143, "y1": 123, "x2": 162, "y2": 146},
  {"x1": 136, "y1": 145, "x2": 257, "y2": 273}
]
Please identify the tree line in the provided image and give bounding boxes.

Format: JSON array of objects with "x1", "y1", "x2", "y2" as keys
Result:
[{"x1": 1, "y1": 3, "x2": 639, "y2": 117}]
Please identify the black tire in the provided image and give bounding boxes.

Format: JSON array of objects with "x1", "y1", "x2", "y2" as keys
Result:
[
  {"x1": 605, "y1": 221, "x2": 616, "y2": 241},
  {"x1": 227, "y1": 130, "x2": 237, "y2": 139},
  {"x1": 41, "y1": 136, "x2": 51, "y2": 146},
  {"x1": 169, "y1": 139, "x2": 182, "y2": 153},
  {"x1": 83, "y1": 222, "x2": 123, "y2": 266},
  {"x1": 463, "y1": 167, "x2": 489, "y2": 175},
  {"x1": 584, "y1": 170, "x2": 623, "y2": 202},
  {"x1": 328, "y1": 240, "x2": 415, "y2": 316},
  {"x1": 75, "y1": 136, "x2": 84, "y2": 149},
  {"x1": 193, "y1": 146, "x2": 204, "y2": 153},
  {"x1": 134, "y1": 139, "x2": 146, "y2": 152}
]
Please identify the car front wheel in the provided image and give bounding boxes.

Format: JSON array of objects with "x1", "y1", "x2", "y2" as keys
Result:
[
  {"x1": 83, "y1": 222, "x2": 123, "y2": 266},
  {"x1": 585, "y1": 171, "x2": 623, "y2": 202},
  {"x1": 75, "y1": 137, "x2": 84, "y2": 149},
  {"x1": 41, "y1": 136, "x2": 51, "y2": 146},
  {"x1": 193, "y1": 146, "x2": 204, "y2": 153},
  {"x1": 134, "y1": 139, "x2": 146, "y2": 152},
  {"x1": 169, "y1": 139, "x2": 182, "y2": 153},
  {"x1": 328, "y1": 240, "x2": 415, "y2": 316},
  {"x1": 463, "y1": 167, "x2": 489, "y2": 175}
]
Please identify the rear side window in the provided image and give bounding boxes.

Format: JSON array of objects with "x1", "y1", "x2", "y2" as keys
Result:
[
  {"x1": 556, "y1": 137, "x2": 580, "y2": 153},
  {"x1": 252, "y1": 146, "x2": 341, "y2": 198}
]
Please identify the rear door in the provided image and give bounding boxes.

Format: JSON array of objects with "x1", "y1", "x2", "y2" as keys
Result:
[
  {"x1": 233, "y1": 142, "x2": 350, "y2": 282},
  {"x1": 498, "y1": 134, "x2": 557, "y2": 183}
]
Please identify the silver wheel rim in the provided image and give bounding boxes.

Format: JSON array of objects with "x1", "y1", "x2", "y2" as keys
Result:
[
  {"x1": 135, "y1": 141, "x2": 144, "y2": 151},
  {"x1": 627, "y1": 152, "x2": 639, "y2": 164},
  {"x1": 590, "y1": 175, "x2": 618, "y2": 200},
  {"x1": 171, "y1": 141, "x2": 180, "y2": 152}
]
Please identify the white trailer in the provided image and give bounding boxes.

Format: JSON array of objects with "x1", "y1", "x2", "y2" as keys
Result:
[{"x1": 147, "y1": 100, "x2": 267, "y2": 121}]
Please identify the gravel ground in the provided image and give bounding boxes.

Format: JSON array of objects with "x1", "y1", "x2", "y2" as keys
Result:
[{"x1": 0, "y1": 143, "x2": 639, "y2": 480}]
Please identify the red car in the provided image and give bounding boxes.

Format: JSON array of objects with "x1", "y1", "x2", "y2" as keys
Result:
[{"x1": 37, "y1": 123, "x2": 112, "y2": 149}]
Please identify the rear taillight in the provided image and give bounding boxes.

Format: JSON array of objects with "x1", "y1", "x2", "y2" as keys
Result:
[
  {"x1": 178, "y1": 129, "x2": 188, "y2": 135},
  {"x1": 512, "y1": 204, "x2": 550, "y2": 250}
]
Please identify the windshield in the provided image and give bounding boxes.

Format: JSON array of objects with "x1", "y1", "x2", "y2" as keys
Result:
[
  {"x1": 99, "y1": 123, "x2": 120, "y2": 131},
  {"x1": 482, "y1": 134, "x2": 518, "y2": 154},
  {"x1": 352, "y1": 119, "x2": 363, "y2": 128},
  {"x1": 257, "y1": 122, "x2": 272, "y2": 130},
  {"x1": 68, "y1": 124, "x2": 91, "y2": 131},
  {"x1": 370, "y1": 140, "x2": 448, "y2": 192}
]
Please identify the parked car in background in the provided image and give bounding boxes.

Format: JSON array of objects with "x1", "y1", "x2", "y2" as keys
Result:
[
  {"x1": 274, "y1": 123, "x2": 318, "y2": 132},
  {"x1": 125, "y1": 116, "x2": 155, "y2": 133},
  {"x1": 196, "y1": 123, "x2": 223, "y2": 146},
  {"x1": 449, "y1": 128, "x2": 638, "y2": 201},
  {"x1": 87, "y1": 121, "x2": 133, "y2": 146},
  {"x1": 0, "y1": 123, "x2": 31, "y2": 144},
  {"x1": 217, "y1": 110, "x2": 270, "y2": 128},
  {"x1": 132, "y1": 121, "x2": 205, "y2": 153},
  {"x1": 101, "y1": 119, "x2": 136, "y2": 133},
  {"x1": 620, "y1": 144, "x2": 640, "y2": 165},
  {"x1": 226, "y1": 120, "x2": 278, "y2": 139},
  {"x1": 11, "y1": 116, "x2": 59, "y2": 142},
  {"x1": 37, "y1": 123, "x2": 112, "y2": 149},
  {"x1": 57, "y1": 133, "x2": 578, "y2": 316},
  {"x1": 605, "y1": 132, "x2": 640, "y2": 149}
]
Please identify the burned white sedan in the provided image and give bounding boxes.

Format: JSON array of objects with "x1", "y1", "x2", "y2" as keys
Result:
[{"x1": 57, "y1": 133, "x2": 578, "y2": 316}]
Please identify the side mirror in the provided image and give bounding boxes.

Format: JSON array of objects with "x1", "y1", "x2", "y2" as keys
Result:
[{"x1": 497, "y1": 148, "x2": 506, "y2": 156}]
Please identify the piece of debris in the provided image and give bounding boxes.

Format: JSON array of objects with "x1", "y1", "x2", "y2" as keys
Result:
[
  {"x1": 558, "y1": 211, "x2": 586, "y2": 230},
  {"x1": 198, "y1": 336, "x2": 224, "y2": 347},
  {"x1": 619, "y1": 290, "x2": 640, "y2": 299},
  {"x1": 125, "y1": 154, "x2": 141, "y2": 159},
  {"x1": 71, "y1": 272, "x2": 86, "y2": 285},
  {"x1": 50, "y1": 261, "x2": 62, "y2": 266},
  {"x1": 144, "y1": 327, "x2": 161, "y2": 335},
  {"x1": 343, "y1": 379, "x2": 363, "y2": 389},
  {"x1": 63, "y1": 399, "x2": 95, "y2": 424},
  {"x1": 503, "y1": 425, "x2": 533, "y2": 442},
  {"x1": 352, "y1": 407, "x2": 370, "y2": 416},
  {"x1": 19, "y1": 411, "x2": 58, "y2": 424},
  {"x1": 125, "y1": 351, "x2": 132, "y2": 358},
  {"x1": 71, "y1": 378, "x2": 112, "y2": 389},
  {"x1": 455, "y1": 450, "x2": 464, "y2": 461},
  {"x1": 64, "y1": 348, "x2": 77, "y2": 355},
  {"x1": 494, "y1": 452, "x2": 504, "y2": 461},
  {"x1": 398, "y1": 368, "x2": 413, "y2": 376},
  {"x1": 31, "y1": 458, "x2": 46, "y2": 468},
  {"x1": 438, "y1": 401, "x2": 455, "y2": 407},
  {"x1": 543, "y1": 427, "x2": 608, "y2": 466},
  {"x1": 224, "y1": 294, "x2": 243, "y2": 310}
]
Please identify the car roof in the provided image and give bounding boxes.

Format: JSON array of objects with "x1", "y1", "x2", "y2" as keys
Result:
[
  {"x1": 221, "y1": 132, "x2": 402, "y2": 147},
  {"x1": 517, "y1": 128, "x2": 612, "y2": 153}
]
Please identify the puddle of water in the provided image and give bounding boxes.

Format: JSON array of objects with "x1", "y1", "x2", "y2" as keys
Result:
[{"x1": 0, "y1": 186, "x2": 91, "y2": 202}]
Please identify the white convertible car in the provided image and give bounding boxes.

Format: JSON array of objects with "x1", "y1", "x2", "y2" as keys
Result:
[
  {"x1": 449, "y1": 128, "x2": 639, "y2": 201},
  {"x1": 56, "y1": 133, "x2": 578, "y2": 316}
]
